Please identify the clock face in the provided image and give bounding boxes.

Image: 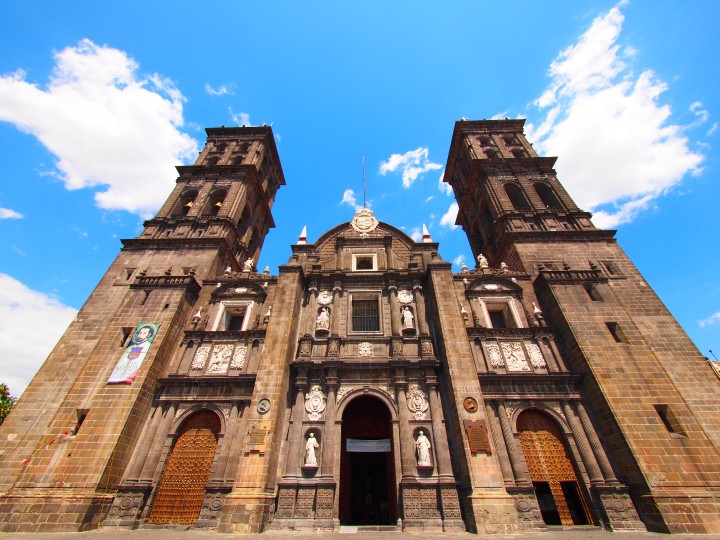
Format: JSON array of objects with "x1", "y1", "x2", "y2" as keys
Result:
[
  {"x1": 317, "y1": 291, "x2": 333, "y2": 305},
  {"x1": 257, "y1": 398, "x2": 271, "y2": 414},
  {"x1": 398, "y1": 290, "x2": 413, "y2": 304}
]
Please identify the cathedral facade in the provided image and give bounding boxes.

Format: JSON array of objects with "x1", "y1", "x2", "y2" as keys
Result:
[{"x1": 0, "y1": 120, "x2": 718, "y2": 534}]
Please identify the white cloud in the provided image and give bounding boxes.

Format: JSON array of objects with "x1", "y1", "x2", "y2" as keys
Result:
[
  {"x1": 340, "y1": 189, "x2": 362, "y2": 211},
  {"x1": 0, "y1": 39, "x2": 199, "y2": 217},
  {"x1": 699, "y1": 311, "x2": 720, "y2": 329},
  {"x1": 440, "y1": 202, "x2": 459, "y2": 229},
  {"x1": 0, "y1": 274, "x2": 77, "y2": 397},
  {"x1": 409, "y1": 227, "x2": 422, "y2": 242},
  {"x1": 205, "y1": 83, "x2": 232, "y2": 97},
  {"x1": 425, "y1": 195, "x2": 435, "y2": 203},
  {"x1": 707, "y1": 123, "x2": 718, "y2": 137},
  {"x1": 526, "y1": 4, "x2": 704, "y2": 229},
  {"x1": 689, "y1": 101, "x2": 709, "y2": 126},
  {"x1": 379, "y1": 147, "x2": 442, "y2": 188},
  {"x1": 0, "y1": 207, "x2": 23, "y2": 219},
  {"x1": 452, "y1": 254, "x2": 466, "y2": 267},
  {"x1": 437, "y1": 170, "x2": 453, "y2": 196},
  {"x1": 230, "y1": 109, "x2": 251, "y2": 127}
]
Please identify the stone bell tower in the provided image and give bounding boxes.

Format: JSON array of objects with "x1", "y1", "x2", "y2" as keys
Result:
[
  {"x1": 444, "y1": 119, "x2": 720, "y2": 534},
  {"x1": 0, "y1": 126, "x2": 284, "y2": 532}
]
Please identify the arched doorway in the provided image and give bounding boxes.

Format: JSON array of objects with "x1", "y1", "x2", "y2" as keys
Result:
[
  {"x1": 517, "y1": 410, "x2": 590, "y2": 526},
  {"x1": 339, "y1": 395, "x2": 396, "y2": 525},
  {"x1": 148, "y1": 410, "x2": 221, "y2": 524}
]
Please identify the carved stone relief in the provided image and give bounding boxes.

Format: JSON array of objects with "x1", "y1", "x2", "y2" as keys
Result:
[
  {"x1": 526, "y1": 343, "x2": 547, "y2": 369},
  {"x1": 486, "y1": 343, "x2": 505, "y2": 368},
  {"x1": 230, "y1": 344, "x2": 247, "y2": 369},
  {"x1": 502, "y1": 342, "x2": 531, "y2": 371},
  {"x1": 407, "y1": 384, "x2": 429, "y2": 420},
  {"x1": 350, "y1": 207, "x2": 379, "y2": 237},
  {"x1": 206, "y1": 344, "x2": 233, "y2": 374},
  {"x1": 305, "y1": 385, "x2": 327, "y2": 421},
  {"x1": 358, "y1": 342, "x2": 373, "y2": 357},
  {"x1": 191, "y1": 345, "x2": 211, "y2": 370},
  {"x1": 316, "y1": 291, "x2": 333, "y2": 305},
  {"x1": 398, "y1": 290, "x2": 413, "y2": 304}
]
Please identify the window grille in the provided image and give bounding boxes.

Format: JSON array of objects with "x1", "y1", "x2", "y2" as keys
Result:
[{"x1": 352, "y1": 299, "x2": 380, "y2": 332}]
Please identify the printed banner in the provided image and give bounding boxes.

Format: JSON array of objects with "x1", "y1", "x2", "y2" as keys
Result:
[
  {"x1": 346, "y1": 438, "x2": 391, "y2": 453},
  {"x1": 108, "y1": 322, "x2": 160, "y2": 384}
]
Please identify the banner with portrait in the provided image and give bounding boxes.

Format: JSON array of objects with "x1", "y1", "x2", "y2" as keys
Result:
[{"x1": 108, "y1": 322, "x2": 160, "y2": 384}]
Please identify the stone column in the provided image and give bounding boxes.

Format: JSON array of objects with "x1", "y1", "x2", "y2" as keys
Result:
[
  {"x1": 330, "y1": 285, "x2": 342, "y2": 337},
  {"x1": 321, "y1": 375, "x2": 338, "y2": 478},
  {"x1": 284, "y1": 379, "x2": 308, "y2": 477},
  {"x1": 484, "y1": 402, "x2": 515, "y2": 486},
  {"x1": 209, "y1": 402, "x2": 241, "y2": 483},
  {"x1": 139, "y1": 402, "x2": 178, "y2": 482},
  {"x1": 561, "y1": 401, "x2": 603, "y2": 484},
  {"x1": 388, "y1": 285, "x2": 401, "y2": 336},
  {"x1": 538, "y1": 336, "x2": 560, "y2": 372},
  {"x1": 395, "y1": 383, "x2": 415, "y2": 479},
  {"x1": 305, "y1": 287, "x2": 318, "y2": 337},
  {"x1": 426, "y1": 375, "x2": 452, "y2": 479},
  {"x1": 496, "y1": 401, "x2": 531, "y2": 486},
  {"x1": 413, "y1": 284, "x2": 430, "y2": 335},
  {"x1": 576, "y1": 402, "x2": 619, "y2": 483},
  {"x1": 124, "y1": 404, "x2": 165, "y2": 482}
]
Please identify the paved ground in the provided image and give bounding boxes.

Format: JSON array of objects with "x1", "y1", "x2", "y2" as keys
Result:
[{"x1": 0, "y1": 529, "x2": 718, "y2": 540}]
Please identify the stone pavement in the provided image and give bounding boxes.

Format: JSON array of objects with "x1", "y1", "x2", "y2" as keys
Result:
[{"x1": 0, "y1": 529, "x2": 718, "y2": 540}]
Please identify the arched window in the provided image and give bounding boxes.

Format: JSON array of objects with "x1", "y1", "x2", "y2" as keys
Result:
[
  {"x1": 175, "y1": 190, "x2": 198, "y2": 216},
  {"x1": 215, "y1": 142, "x2": 227, "y2": 154},
  {"x1": 485, "y1": 149, "x2": 499, "y2": 160},
  {"x1": 206, "y1": 189, "x2": 227, "y2": 216},
  {"x1": 206, "y1": 156, "x2": 220, "y2": 166},
  {"x1": 511, "y1": 148, "x2": 526, "y2": 158},
  {"x1": 504, "y1": 184, "x2": 530, "y2": 211},
  {"x1": 534, "y1": 183, "x2": 562, "y2": 209}
]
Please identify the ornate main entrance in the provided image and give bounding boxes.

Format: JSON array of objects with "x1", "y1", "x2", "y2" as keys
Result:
[
  {"x1": 339, "y1": 395, "x2": 396, "y2": 525},
  {"x1": 517, "y1": 410, "x2": 590, "y2": 526},
  {"x1": 147, "y1": 411, "x2": 221, "y2": 524}
]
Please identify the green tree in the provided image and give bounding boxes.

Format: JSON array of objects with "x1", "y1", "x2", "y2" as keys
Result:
[{"x1": 0, "y1": 383, "x2": 17, "y2": 425}]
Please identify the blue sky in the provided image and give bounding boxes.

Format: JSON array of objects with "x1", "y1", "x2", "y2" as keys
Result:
[{"x1": 1, "y1": 1, "x2": 718, "y2": 395}]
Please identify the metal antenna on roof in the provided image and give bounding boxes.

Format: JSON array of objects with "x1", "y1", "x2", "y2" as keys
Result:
[{"x1": 362, "y1": 154, "x2": 367, "y2": 208}]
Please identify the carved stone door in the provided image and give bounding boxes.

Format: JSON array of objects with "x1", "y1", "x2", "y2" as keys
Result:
[
  {"x1": 517, "y1": 410, "x2": 590, "y2": 526},
  {"x1": 148, "y1": 411, "x2": 220, "y2": 524}
]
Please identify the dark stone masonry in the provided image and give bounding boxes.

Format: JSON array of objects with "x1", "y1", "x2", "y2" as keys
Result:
[{"x1": 0, "y1": 120, "x2": 718, "y2": 534}]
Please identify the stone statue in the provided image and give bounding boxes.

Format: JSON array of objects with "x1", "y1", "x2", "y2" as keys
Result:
[
  {"x1": 401, "y1": 306, "x2": 414, "y2": 329},
  {"x1": 500, "y1": 261, "x2": 509, "y2": 273},
  {"x1": 243, "y1": 258, "x2": 254, "y2": 272},
  {"x1": 416, "y1": 430, "x2": 432, "y2": 466},
  {"x1": 305, "y1": 432, "x2": 319, "y2": 466},
  {"x1": 477, "y1": 254, "x2": 489, "y2": 269},
  {"x1": 316, "y1": 307, "x2": 330, "y2": 330},
  {"x1": 460, "y1": 262, "x2": 468, "y2": 273}
]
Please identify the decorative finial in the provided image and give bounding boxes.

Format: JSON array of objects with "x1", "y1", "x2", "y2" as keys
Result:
[
  {"x1": 532, "y1": 302, "x2": 544, "y2": 319},
  {"x1": 225, "y1": 266, "x2": 232, "y2": 275},
  {"x1": 461, "y1": 262, "x2": 468, "y2": 273},
  {"x1": 192, "y1": 307, "x2": 202, "y2": 325},
  {"x1": 422, "y1": 224, "x2": 432, "y2": 243},
  {"x1": 477, "y1": 253, "x2": 489, "y2": 269},
  {"x1": 297, "y1": 225, "x2": 307, "y2": 245},
  {"x1": 500, "y1": 262, "x2": 509, "y2": 273},
  {"x1": 263, "y1": 265, "x2": 270, "y2": 276}
]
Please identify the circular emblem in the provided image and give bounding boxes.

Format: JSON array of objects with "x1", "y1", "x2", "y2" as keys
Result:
[
  {"x1": 463, "y1": 397, "x2": 479, "y2": 413},
  {"x1": 317, "y1": 291, "x2": 333, "y2": 305},
  {"x1": 257, "y1": 398, "x2": 271, "y2": 414},
  {"x1": 397, "y1": 290, "x2": 413, "y2": 304},
  {"x1": 351, "y1": 208, "x2": 379, "y2": 237},
  {"x1": 516, "y1": 500, "x2": 531, "y2": 513},
  {"x1": 611, "y1": 500, "x2": 627, "y2": 512},
  {"x1": 305, "y1": 385, "x2": 327, "y2": 421}
]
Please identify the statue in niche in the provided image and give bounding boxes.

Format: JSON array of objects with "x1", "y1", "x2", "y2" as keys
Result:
[
  {"x1": 401, "y1": 306, "x2": 414, "y2": 330},
  {"x1": 243, "y1": 258, "x2": 254, "y2": 272},
  {"x1": 305, "y1": 432, "x2": 319, "y2": 466},
  {"x1": 316, "y1": 307, "x2": 330, "y2": 331},
  {"x1": 477, "y1": 253, "x2": 489, "y2": 269},
  {"x1": 416, "y1": 430, "x2": 432, "y2": 466}
]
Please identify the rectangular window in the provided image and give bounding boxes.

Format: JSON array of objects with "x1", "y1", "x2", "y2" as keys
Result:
[
  {"x1": 489, "y1": 310, "x2": 507, "y2": 329},
  {"x1": 606, "y1": 322, "x2": 624, "y2": 343},
  {"x1": 653, "y1": 404, "x2": 687, "y2": 437},
  {"x1": 352, "y1": 299, "x2": 380, "y2": 332},
  {"x1": 352, "y1": 253, "x2": 377, "y2": 271},
  {"x1": 584, "y1": 284, "x2": 603, "y2": 302}
]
